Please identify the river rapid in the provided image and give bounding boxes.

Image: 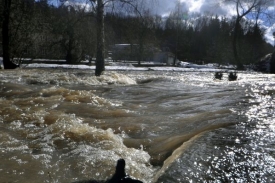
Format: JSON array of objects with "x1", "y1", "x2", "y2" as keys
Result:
[{"x1": 0, "y1": 68, "x2": 275, "y2": 183}]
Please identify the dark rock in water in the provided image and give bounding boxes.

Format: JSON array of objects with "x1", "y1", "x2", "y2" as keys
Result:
[
  {"x1": 228, "y1": 72, "x2": 237, "y2": 81},
  {"x1": 214, "y1": 72, "x2": 223, "y2": 80}
]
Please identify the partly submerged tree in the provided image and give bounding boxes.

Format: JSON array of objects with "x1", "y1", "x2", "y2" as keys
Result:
[
  {"x1": 94, "y1": 0, "x2": 105, "y2": 76},
  {"x1": 90, "y1": 0, "x2": 149, "y2": 76},
  {"x1": 1, "y1": 0, "x2": 18, "y2": 69}
]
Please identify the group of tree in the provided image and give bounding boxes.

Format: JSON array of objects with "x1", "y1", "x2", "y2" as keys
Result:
[
  {"x1": 0, "y1": 0, "x2": 274, "y2": 75},
  {"x1": 0, "y1": 0, "x2": 97, "y2": 67},
  {"x1": 163, "y1": 13, "x2": 273, "y2": 66}
]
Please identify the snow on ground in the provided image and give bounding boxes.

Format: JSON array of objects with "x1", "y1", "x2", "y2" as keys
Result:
[
  {"x1": 21, "y1": 63, "x2": 235, "y2": 72},
  {"x1": 23, "y1": 63, "x2": 149, "y2": 71},
  {"x1": 0, "y1": 57, "x2": 236, "y2": 72}
]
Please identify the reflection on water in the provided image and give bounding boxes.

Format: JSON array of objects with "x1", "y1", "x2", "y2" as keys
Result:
[
  {"x1": 157, "y1": 74, "x2": 275, "y2": 183},
  {"x1": 0, "y1": 69, "x2": 275, "y2": 182}
]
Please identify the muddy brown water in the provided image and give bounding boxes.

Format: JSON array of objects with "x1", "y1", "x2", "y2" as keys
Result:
[{"x1": 1, "y1": 68, "x2": 275, "y2": 182}]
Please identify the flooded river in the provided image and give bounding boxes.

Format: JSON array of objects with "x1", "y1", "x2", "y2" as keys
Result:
[{"x1": 1, "y1": 68, "x2": 275, "y2": 182}]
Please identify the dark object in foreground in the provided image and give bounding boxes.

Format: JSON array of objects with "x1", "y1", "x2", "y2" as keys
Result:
[
  {"x1": 228, "y1": 72, "x2": 237, "y2": 81},
  {"x1": 72, "y1": 178, "x2": 104, "y2": 183},
  {"x1": 107, "y1": 159, "x2": 143, "y2": 183},
  {"x1": 73, "y1": 159, "x2": 143, "y2": 183},
  {"x1": 214, "y1": 72, "x2": 223, "y2": 80}
]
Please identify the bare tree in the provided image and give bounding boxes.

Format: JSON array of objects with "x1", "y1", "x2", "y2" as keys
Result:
[
  {"x1": 129, "y1": 2, "x2": 158, "y2": 65},
  {"x1": 1, "y1": 0, "x2": 40, "y2": 68},
  {"x1": 171, "y1": 0, "x2": 189, "y2": 65},
  {"x1": 224, "y1": 0, "x2": 274, "y2": 69}
]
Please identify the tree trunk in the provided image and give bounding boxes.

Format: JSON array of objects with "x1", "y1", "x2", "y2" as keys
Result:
[
  {"x1": 66, "y1": 37, "x2": 73, "y2": 64},
  {"x1": 2, "y1": 0, "x2": 18, "y2": 69},
  {"x1": 95, "y1": 0, "x2": 105, "y2": 76},
  {"x1": 138, "y1": 38, "x2": 144, "y2": 65},
  {"x1": 232, "y1": 17, "x2": 244, "y2": 70},
  {"x1": 138, "y1": 47, "x2": 142, "y2": 65}
]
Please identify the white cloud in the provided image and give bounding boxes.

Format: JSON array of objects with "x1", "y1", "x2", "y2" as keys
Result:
[
  {"x1": 268, "y1": 6, "x2": 275, "y2": 11},
  {"x1": 185, "y1": 0, "x2": 204, "y2": 13},
  {"x1": 156, "y1": 0, "x2": 275, "y2": 18},
  {"x1": 157, "y1": 0, "x2": 236, "y2": 17}
]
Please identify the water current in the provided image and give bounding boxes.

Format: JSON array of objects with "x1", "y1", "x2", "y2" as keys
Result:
[{"x1": 0, "y1": 68, "x2": 275, "y2": 183}]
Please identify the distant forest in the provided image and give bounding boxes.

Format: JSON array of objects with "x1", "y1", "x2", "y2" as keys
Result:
[{"x1": 0, "y1": 0, "x2": 274, "y2": 66}]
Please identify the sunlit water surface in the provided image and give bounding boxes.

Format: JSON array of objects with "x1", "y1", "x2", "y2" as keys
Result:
[{"x1": 0, "y1": 68, "x2": 275, "y2": 183}]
